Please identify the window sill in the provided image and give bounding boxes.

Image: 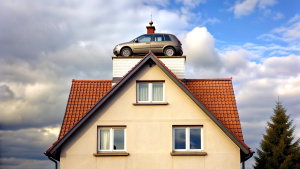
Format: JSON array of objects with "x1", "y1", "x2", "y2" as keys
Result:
[
  {"x1": 133, "y1": 102, "x2": 168, "y2": 105},
  {"x1": 93, "y1": 152, "x2": 129, "y2": 156},
  {"x1": 170, "y1": 152, "x2": 207, "y2": 156}
]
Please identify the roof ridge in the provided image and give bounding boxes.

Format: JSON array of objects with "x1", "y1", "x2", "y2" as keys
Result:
[
  {"x1": 186, "y1": 78, "x2": 232, "y2": 81},
  {"x1": 72, "y1": 79, "x2": 112, "y2": 82}
]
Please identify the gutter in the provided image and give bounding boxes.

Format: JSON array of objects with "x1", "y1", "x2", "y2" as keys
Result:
[
  {"x1": 242, "y1": 151, "x2": 255, "y2": 169},
  {"x1": 47, "y1": 155, "x2": 58, "y2": 169}
]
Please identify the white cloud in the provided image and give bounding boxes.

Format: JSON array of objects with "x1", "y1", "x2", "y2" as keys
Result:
[
  {"x1": 176, "y1": 0, "x2": 206, "y2": 8},
  {"x1": 273, "y1": 12, "x2": 284, "y2": 20},
  {"x1": 232, "y1": 0, "x2": 259, "y2": 17},
  {"x1": 231, "y1": 0, "x2": 277, "y2": 18},
  {"x1": 201, "y1": 17, "x2": 221, "y2": 26},
  {"x1": 182, "y1": 27, "x2": 221, "y2": 75},
  {"x1": 257, "y1": 0, "x2": 276, "y2": 9},
  {"x1": 258, "y1": 14, "x2": 300, "y2": 42}
]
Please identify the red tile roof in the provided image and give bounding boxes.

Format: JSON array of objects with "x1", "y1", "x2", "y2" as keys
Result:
[
  {"x1": 58, "y1": 80, "x2": 112, "y2": 139},
  {"x1": 58, "y1": 78, "x2": 244, "y2": 142},
  {"x1": 185, "y1": 78, "x2": 244, "y2": 142}
]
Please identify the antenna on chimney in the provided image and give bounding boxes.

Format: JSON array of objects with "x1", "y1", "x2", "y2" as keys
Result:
[{"x1": 146, "y1": 13, "x2": 156, "y2": 34}]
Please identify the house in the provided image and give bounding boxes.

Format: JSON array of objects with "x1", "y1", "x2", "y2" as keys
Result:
[{"x1": 45, "y1": 23, "x2": 253, "y2": 169}]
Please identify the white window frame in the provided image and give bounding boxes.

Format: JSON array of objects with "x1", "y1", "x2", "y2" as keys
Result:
[
  {"x1": 172, "y1": 126, "x2": 203, "y2": 152},
  {"x1": 137, "y1": 82, "x2": 165, "y2": 103},
  {"x1": 97, "y1": 127, "x2": 126, "y2": 152}
]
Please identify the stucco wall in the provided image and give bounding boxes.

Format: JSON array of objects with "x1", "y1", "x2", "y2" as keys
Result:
[{"x1": 60, "y1": 63, "x2": 240, "y2": 169}]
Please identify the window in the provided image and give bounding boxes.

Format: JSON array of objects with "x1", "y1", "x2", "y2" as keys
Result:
[
  {"x1": 164, "y1": 35, "x2": 171, "y2": 41},
  {"x1": 173, "y1": 126, "x2": 203, "y2": 152},
  {"x1": 137, "y1": 82, "x2": 164, "y2": 103},
  {"x1": 137, "y1": 34, "x2": 153, "y2": 42},
  {"x1": 98, "y1": 127, "x2": 126, "y2": 152},
  {"x1": 153, "y1": 34, "x2": 164, "y2": 41}
]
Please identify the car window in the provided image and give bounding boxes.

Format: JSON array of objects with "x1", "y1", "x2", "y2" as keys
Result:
[
  {"x1": 164, "y1": 35, "x2": 171, "y2": 41},
  {"x1": 137, "y1": 35, "x2": 153, "y2": 42},
  {"x1": 153, "y1": 34, "x2": 164, "y2": 41}
]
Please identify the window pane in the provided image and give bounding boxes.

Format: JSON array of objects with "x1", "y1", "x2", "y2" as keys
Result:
[
  {"x1": 100, "y1": 129, "x2": 110, "y2": 150},
  {"x1": 152, "y1": 83, "x2": 163, "y2": 101},
  {"x1": 138, "y1": 35, "x2": 153, "y2": 42},
  {"x1": 139, "y1": 83, "x2": 149, "y2": 101},
  {"x1": 164, "y1": 35, "x2": 171, "y2": 41},
  {"x1": 190, "y1": 128, "x2": 201, "y2": 149},
  {"x1": 113, "y1": 129, "x2": 125, "y2": 150},
  {"x1": 175, "y1": 128, "x2": 186, "y2": 149},
  {"x1": 153, "y1": 35, "x2": 164, "y2": 41}
]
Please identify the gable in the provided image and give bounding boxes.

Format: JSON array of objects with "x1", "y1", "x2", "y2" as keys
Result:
[
  {"x1": 59, "y1": 64, "x2": 241, "y2": 167},
  {"x1": 46, "y1": 53, "x2": 252, "y2": 161}
]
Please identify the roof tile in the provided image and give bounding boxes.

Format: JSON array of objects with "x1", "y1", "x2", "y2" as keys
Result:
[
  {"x1": 57, "y1": 78, "x2": 244, "y2": 143},
  {"x1": 58, "y1": 80, "x2": 112, "y2": 139},
  {"x1": 186, "y1": 79, "x2": 244, "y2": 142}
]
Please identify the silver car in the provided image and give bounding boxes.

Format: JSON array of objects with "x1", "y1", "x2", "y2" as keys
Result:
[{"x1": 113, "y1": 33, "x2": 183, "y2": 57}]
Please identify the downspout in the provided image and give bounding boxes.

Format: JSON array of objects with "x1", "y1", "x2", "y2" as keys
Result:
[
  {"x1": 48, "y1": 156, "x2": 58, "y2": 169},
  {"x1": 242, "y1": 151, "x2": 254, "y2": 169}
]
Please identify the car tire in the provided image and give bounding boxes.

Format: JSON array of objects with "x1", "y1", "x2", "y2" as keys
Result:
[
  {"x1": 121, "y1": 47, "x2": 132, "y2": 57},
  {"x1": 164, "y1": 47, "x2": 175, "y2": 56}
]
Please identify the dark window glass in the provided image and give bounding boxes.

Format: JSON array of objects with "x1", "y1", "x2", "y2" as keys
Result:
[
  {"x1": 114, "y1": 129, "x2": 125, "y2": 150},
  {"x1": 174, "y1": 128, "x2": 186, "y2": 149},
  {"x1": 190, "y1": 128, "x2": 201, "y2": 149},
  {"x1": 164, "y1": 35, "x2": 171, "y2": 41}
]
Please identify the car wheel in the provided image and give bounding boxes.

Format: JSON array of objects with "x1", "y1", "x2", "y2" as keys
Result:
[
  {"x1": 164, "y1": 47, "x2": 175, "y2": 56},
  {"x1": 121, "y1": 47, "x2": 132, "y2": 57}
]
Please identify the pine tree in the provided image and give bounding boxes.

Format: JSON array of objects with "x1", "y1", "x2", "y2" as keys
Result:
[{"x1": 254, "y1": 101, "x2": 300, "y2": 169}]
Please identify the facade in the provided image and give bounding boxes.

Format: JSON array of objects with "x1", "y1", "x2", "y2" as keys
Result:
[{"x1": 45, "y1": 53, "x2": 253, "y2": 169}]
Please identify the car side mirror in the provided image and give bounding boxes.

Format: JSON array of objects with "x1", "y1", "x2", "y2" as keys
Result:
[{"x1": 134, "y1": 39, "x2": 138, "y2": 42}]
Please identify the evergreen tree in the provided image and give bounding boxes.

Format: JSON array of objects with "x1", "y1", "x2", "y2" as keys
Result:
[{"x1": 254, "y1": 101, "x2": 300, "y2": 169}]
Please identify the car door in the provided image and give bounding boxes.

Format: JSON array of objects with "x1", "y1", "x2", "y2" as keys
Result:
[
  {"x1": 133, "y1": 34, "x2": 153, "y2": 54},
  {"x1": 150, "y1": 34, "x2": 165, "y2": 53}
]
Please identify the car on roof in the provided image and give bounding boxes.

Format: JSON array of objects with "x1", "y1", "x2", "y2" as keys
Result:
[{"x1": 113, "y1": 33, "x2": 183, "y2": 57}]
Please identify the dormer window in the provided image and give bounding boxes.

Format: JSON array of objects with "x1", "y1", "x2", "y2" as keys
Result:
[{"x1": 137, "y1": 81, "x2": 165, "y2": 103}]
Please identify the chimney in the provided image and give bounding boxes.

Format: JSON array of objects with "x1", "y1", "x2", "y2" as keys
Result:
[{"x1": 146, "y1": 21, "x2": 155, "y2": 34}]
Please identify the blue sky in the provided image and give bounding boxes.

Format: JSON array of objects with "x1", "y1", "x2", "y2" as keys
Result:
[{"x1": 0, "y1": 0, "x2": 299, "y2": 169}]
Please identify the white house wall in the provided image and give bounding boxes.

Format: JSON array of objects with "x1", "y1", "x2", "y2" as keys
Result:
[{"x1": 112, "y1": 57, "x2": 186, "y2": 80}]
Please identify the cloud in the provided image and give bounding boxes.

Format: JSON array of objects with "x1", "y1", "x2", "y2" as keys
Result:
[
  {"x1": 273, "y1": 12, "x2": 284, "y2": 20},
  {"x1": 182, "y1": 27, "x2": 221, "y2": 76},
  {"x1": 258, "y1": 14, "x2": 300, "y2": 42},
  {"x1": 0, "y1": 0, "x2": 190, "y2": 130},
  {"x1": 0, "y1": 127, "x2": 59, "y2": 169},
  {"x1": 201, "y1": 17, "x2": 221, "y2": 26},
  {"x1": 0, "y1": 85, "x2": 15, "y2": 102},
  {"x1": 0, "y1": 127, "x2": 59, "y2": 159},
  {"x1": 258, "y1": 54, "x2": 300, "y2": 77},
  {"x1": 182, "y1": 27, "x2": 300, "y2": 158},
  {"x1": 0, "y1": 0, "x2": 299, "y2": 169},
  {"x1": 231, "y1": 0, "x2": 277, "y2": 18},
  {"x1": 0, "y1": 0, "x2": 193, "y2": 168},
  {"x1": 232, "y1": 0, "x2": 259, "y2": 17},
  {"x1": 176, "y1": 0, "x2": 206, "y2": 8}
]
